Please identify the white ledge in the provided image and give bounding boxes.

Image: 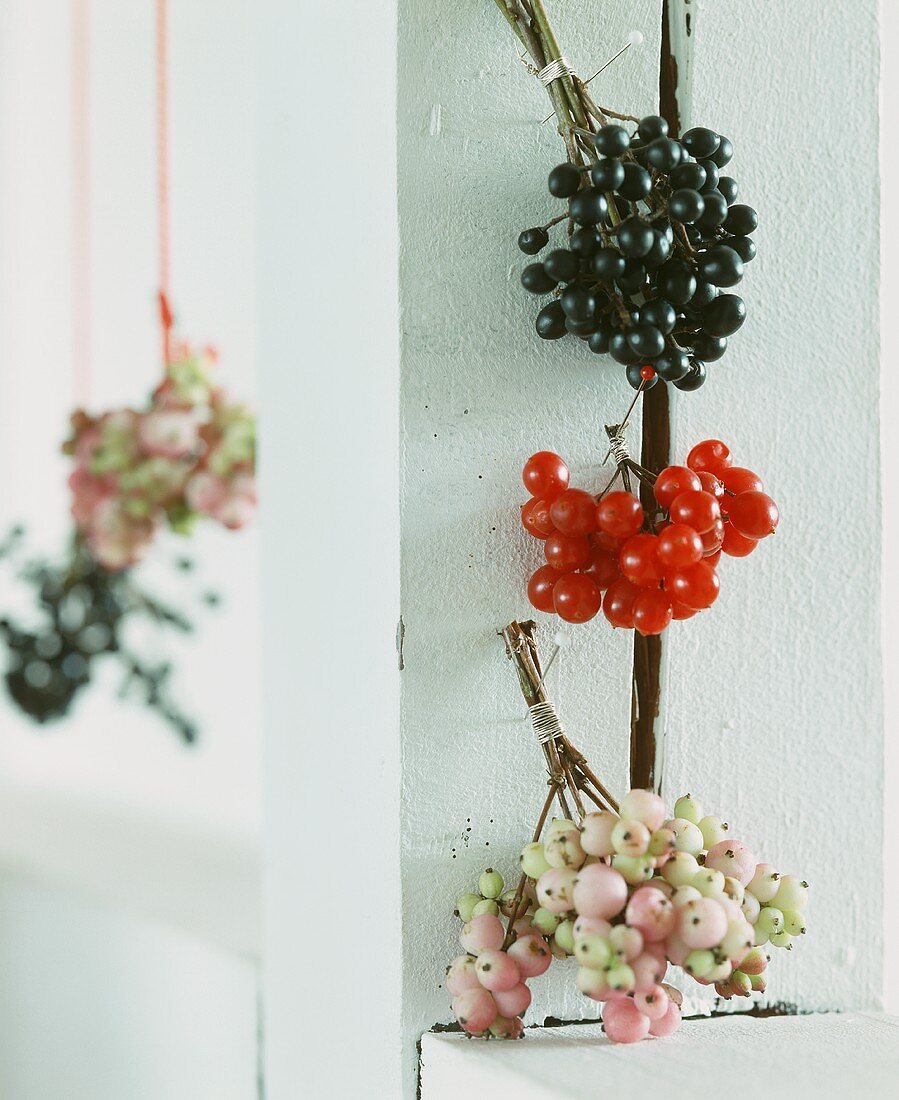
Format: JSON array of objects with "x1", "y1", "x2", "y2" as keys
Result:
[{"x1": 420, "y1": 1012, "x2": 899, "y2": 1100}]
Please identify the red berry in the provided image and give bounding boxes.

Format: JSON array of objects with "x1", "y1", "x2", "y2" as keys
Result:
[
  {"x1": 670, "y1": 597, "x2": 698, "y2": 621},
  {"x1": 669, "y1": 490, "x2": 721, "y2": 534},
  {"x1": 727, "y1": 491, "x2": 779, "y2": 539},
  {"x1": 594, "y1": 529, "x2": 624, "y2": 553},
  {"x1": 720, "y1": 466, "x2": 764, "y2": 498},
  {"x1": 550, "y1": 488, "x2": 598, "y2": 536},
  {"x1": 521, "y1": 497, "x2": 555, "y2": 539},
  {"x1": 619, "y1": 533, "x2": 664, "y2": 588},
  {"x1": 587, "y1": 546, "x2": 621, "y2": 590},
  {"x1": 665, "y1": 560, "x2": 720, "y2": 610},
  {"x1": 553, "y1": 573, "x2": 602, "y2": 623},
  {"x1": 640, "y1": 365, "x2": 656, "y2": 380},
  {"x1": 523, "y1": 451, "x2": 569, "y2": 501},
  {"x1": 704, "y1": 548, "x2": 722, "y2": 568},
  {"x1": 603, "y1": 578, "x2": 640, "y2": 628},
  {"x1": 686, "y1": 440, "x2": 732, "y2": 476},
  {"x1": 696, "y1": 471, "x2": 725, "y2": 504},
  {"x1": 654, "y1": 466, "x2": 702, "y2": 510},
  {"x1": 545, "y1": 532, "x2": 592, "y2": 572},
  {"x1": 721, "y1": 522, "x2": 758, "y2": 558},
  {"x1": 527, "y1": 565, "x2": 560, "y2": 612},
  {"x1": 701, "y1": 518, "x2": 725, "y2": 556},
  {"x1": 633, "y1": 590, "x2": 673, "y2": 636},
  {"x1": 656, "y1": 523, "x2": 703, "y2": 570},
  {"x1": 596, "y1": 492, "x2": 644, "y2": 539}
]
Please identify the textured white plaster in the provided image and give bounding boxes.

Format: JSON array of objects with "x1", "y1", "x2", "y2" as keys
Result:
[
  {"x1": 400, "y1": 0, "x2": 881, "y2": 1093},
  {"x1": 421, "y1": 1013, "x2": 899, "y2": 1100}
]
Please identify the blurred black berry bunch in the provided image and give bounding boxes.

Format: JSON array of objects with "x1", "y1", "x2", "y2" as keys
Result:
[
  {"x1": 0, "y1": 527, "x2": 220, "y2": 741},
  {"x1": 517, "y1": 115, "x2": 757, "y2": 392}
]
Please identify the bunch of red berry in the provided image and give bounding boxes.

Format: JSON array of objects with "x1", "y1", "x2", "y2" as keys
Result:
[{"x1": 520, "y1": 439, "x2": 778, "y2": 633}]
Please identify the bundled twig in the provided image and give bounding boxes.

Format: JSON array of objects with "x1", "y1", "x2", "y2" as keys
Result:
[{"x1": 499, "y1": 619, "x2": 619, "y2": 945}]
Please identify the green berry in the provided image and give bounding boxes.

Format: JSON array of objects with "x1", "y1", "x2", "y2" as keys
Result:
[
  {"x1": 685, "y1": 949, "x2": 716, "y2": 978},
  {"x1": 478, "y1": 869, "x2": 504, "y2": 900},
  {"x1": 532, "y1": 907, "x2": 560, "y2": 935},
  {"x1": 520, "y1": 842, "x2": 551, "y2": 880},
  {"x1": 674, "y1": 794, "x2": 703, "y2": 825},
  {"x1": 553, "y1": 919, "x2": 576, "y2": 954},
  {"x1": 575, "y1": 934, "x2": 612, "y2": 970},
  {"x1": 455, "y1": 892, "x2": 481, "y2": 922}
]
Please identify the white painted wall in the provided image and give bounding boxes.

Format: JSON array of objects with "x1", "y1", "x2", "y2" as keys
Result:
[
  {"x1": 881, "y1": 0, "x2": 898, "y2": 1018},
  {"x1": 399, "y1": 0, "x2": 882, "y2": 1087}
]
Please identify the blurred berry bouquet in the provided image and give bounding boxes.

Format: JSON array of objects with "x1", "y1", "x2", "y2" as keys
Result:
[
  {"x1": 444, "y1": 622, "x2": 808, "y2": 1042},
  {"x1": 65, "y1": 341, "x2": 256, "y2": 571},
  {"x1": 0, "y1": 335, "x2": 256, "y2": 738}
]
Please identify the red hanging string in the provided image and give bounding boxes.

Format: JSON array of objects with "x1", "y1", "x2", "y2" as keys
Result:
[
  {"x1": 71, "y1": 0, "x2": 92, "y2": 407},
  {"x1": 156, "y1": 0, "x2": 173, "y2": 368}
]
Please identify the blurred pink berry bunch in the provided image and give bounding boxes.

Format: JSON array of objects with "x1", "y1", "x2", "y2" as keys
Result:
[
  {"x1": 65, "y1": 342, "x2": 256, "y2": 570},
  {"x1": 445, "y1": 789, "x2": 807, "y2": 1042}
]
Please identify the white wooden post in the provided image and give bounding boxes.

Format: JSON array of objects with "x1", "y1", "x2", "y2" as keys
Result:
[{"x1": 257, "y1": 1, "x2": 402, "y2": 1095}]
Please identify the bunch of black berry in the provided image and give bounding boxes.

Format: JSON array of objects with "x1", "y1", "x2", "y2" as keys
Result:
[{"x1": 516, "y1": 115, "x2": 757, "y2": 392}]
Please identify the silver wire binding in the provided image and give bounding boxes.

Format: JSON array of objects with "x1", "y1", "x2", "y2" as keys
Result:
[
  {"x1": 538, "y1": 57, "x2": 576, "y2": 86},
  {"x1": 606, "y1": 426, "x2": 630, "y2": 467},
  {"x1": 529, "y1": 700, "x2": 564, "y2": 744}
]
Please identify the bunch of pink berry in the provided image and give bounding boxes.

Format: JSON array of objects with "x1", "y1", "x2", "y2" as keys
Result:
[
  {"x1": 445, "y1": 789, "x2": 807, "y2": 1042},
  {"x1": 519, "y1": 440, "x2": 779, "y2": 631}
]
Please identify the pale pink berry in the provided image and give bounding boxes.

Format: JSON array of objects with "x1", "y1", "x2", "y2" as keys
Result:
[
  {"x1": 507, "y1": 935, "x2": 552, "y2": 978},
  {"x1": 611, "y1": 818, "x2": 651, "y2": 857},
  {"x1": 664, "y1": 930, "x2": 691, "y2": 966},
  {"x1": 741, "y1": 891, "x2": 761, "y2": 924},
  {"x1": 452, "y1": 987, "x2": 497, "y2": 1033},
  {"x1": 619, "y1": 789, "x2": 667, "y2": 832},
  {"x1": 573, "y1": 915, "x2": 612, "y2": 941},
  {"x1": 577, "y1": 966, "x2": 610, "y2": 1000},
  {"x1": 678, "y1": 897, "x2": 729, "y2": 949},
  {"x1": 649, "y1": 1000, "x2": 682, "y2": 1037},
  {"x1": 602, "y1": 997, "x2": 651, "y2": 1043},
  {"x1": 445, "y1": 954, "x2": 479, "y2": 996},
  {"x1": 626, "y1": 886, "x2": 676, "y2": 942},
  {"x1": 489, "y1": 1015, "x2": 524, "y2": 1039},
  {"x1": 512, "y1": 917, "x2": 539, "y2": 938},
  {"x1": 572, "y1": 863, "x2": 627, "y2": 919},
  {"x1": 474, "y1": 949, "x2": 520, "y2": 992},
  {"x1": 632, "y1": 951, "x2": 666, "y2": 991},
  {"x1": 185, "y1": 470, "x2": 228, "y2": 514},
  {"x1": 579, "y1": 811, "x2": 618, "y2": 857},
  {"x1": 137, "y1": 409, "x2": 199, "y2": 458},
  {"x1": 721, "y1": 919, "x2": 754, "y2": 967},
  {"x1": 459, "y1": 913, "x2": 504, "y2": 955},
  {"x1": 705, "y1": 839, "x2": 756, "y2": 885},
  {"x1": 633, "y1": 984, "x2": 669, "y2": 1021},
  {"x1": 609, "y1": 924, "x2": 643, "y2": 961},
  {"x1": 535, "y1": 867, "x2": 577, "y2": 913},
  {"x1": 747, "y1": 862, "x2": 781, "y2": 902},
  {"x1": 493, "y1": 982, "x2": 531, "y2": 1017}
]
